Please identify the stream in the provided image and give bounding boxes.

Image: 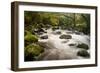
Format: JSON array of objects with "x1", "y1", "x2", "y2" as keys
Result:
[{"x1": 37, "y1": 28, "x2": 90, "y2": 60}]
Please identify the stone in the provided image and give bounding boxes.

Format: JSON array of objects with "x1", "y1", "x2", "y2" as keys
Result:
[
  {"x1": 53, "y1": 30, "x2": 61, "y2": 35},
  {"x1": 77, "y1": 50, "x2": 90, "y2": 58},
  {"x1": 77, "y1": 43, "x2": 89, "y2": 50},
  {"x1": 59, "y1": 34, "x2": 72, "y2": 39},
  {"x1": 69, "y1": 43, "x2": 76, "y2": 46},
  {"x1": 40, "y1": 35, "x2": 48, "y2": 39}
]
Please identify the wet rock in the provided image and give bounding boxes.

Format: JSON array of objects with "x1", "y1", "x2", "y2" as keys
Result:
[
  {"x1": 74, "y1": 31, "x2": 82, "y2": 35},
  {"x1": 77, "y1": 43, "x2": 89, "y2": 50},
  {"x1": 53, "y1": 30, "x2": 61, "y2": 35},
  {"x1": 33, "y1": 28, "x2": 47, "y2": 35},
  {"x1": 69, "y1": 43, "x2": 76, "y2": 46},
  {"x1": 40, "y1": 35, "x2": 48, "y2": 39},
  {"x1": 77, "y1": 50, "x2": 90, "y2": 58},
  {"x1": 59, "y1": 34, "x2": 72, "y2": 39}
]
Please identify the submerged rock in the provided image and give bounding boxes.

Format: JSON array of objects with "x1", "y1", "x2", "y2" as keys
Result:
[
  {"x1": 59, "y1": 34, "x2": 72, "y2": 39},
  {"x1": 61, "y1": 40, "x2": 69, "y2": 43},
  {"x1": 77, "y1": 50, "x2": 90, "y2": 58}
]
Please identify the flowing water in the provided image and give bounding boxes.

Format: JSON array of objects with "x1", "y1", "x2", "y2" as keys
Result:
[{"x1": 37, "y1": 28, "x2": 90, "y2": 60}]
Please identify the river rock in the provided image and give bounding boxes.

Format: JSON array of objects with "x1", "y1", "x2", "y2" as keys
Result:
[
  {"x1": 61, "y1": 40, "x2": 69, "y2": 43},
  {"x1": 40, "y1": 35, "x2": 48, "y2": 39},
  {"x1": 52, "y1": 27, "x2": 59, "y2": 31},
  {"x1": 74, "y1": 31, "x2": 82, "y2": 35},
  {"x1": 69, "y1": 43, "x2": 76, "y2": 46},
  {"x1": 59, "y1": 34, "x2": 72, "y2": 39},
  {"x1": 77, "y1": 43, "x2": 89, "y2": 50},
  {"x1": 77, "y1": 50, "x2": 90, "y2": 58},
  {"x1": 53, "y1": 30, "x2": 61, "y2": 35}
]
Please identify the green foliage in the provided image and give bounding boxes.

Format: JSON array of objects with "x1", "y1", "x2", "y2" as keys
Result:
[
  {"x1": 24, "y1": 31, "x2": 38, "y2": 46},
  {"x1": 25, "y1": 44, "x2": 44, "y2": 61},
  {"x1": 77, "y1": 43, "x2": 89, "y2": 50},
  {"x1": 25, "y1": 11, "x2": 90, "y2": 34}
]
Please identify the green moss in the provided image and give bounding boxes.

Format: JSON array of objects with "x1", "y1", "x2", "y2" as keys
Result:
[
  {"x1": 25, "y1": 44, "x2": 44, "y2": 61},
  {"x1": 77, "y1": 43, "x2": 89, "y2": 50},
  {"x1": 25, "y1": 33, "x2": 38, "y2": 46}
]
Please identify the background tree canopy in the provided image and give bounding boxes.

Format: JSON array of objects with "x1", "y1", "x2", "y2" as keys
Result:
[{"x1": 24, "y1": 11, "x2": 90, "y2": 35}]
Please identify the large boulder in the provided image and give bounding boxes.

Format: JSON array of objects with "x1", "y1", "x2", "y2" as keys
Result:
[
  {"x1": 25, "y1": 34, "x2": 38, "y2": 47},
  {"x1": 25, "y1": 44, "x2": 44, "y2": 61},
  {"x1": 77, "y1": 50, "x2": 90, "y2": 58},
  {"x1": 59, "y1": 34, "x2": 72, "y2": 39}
]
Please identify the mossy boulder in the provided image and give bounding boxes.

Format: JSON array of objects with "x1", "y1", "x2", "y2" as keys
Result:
[
  {"x1": 25, "y1": 34, "x2": 38, "y2": 46},
  {"x1": 77, "y1": 43, "x2": 89, "y2": 50},
  {"x1": 77, "y1": 50, "x2": 90, "y2": 58},
  {"x1": 25, "y1": 44, "x2": 44, "y2": 61},
  {"x1": 59, "y1": 34, "x2": 72, "y2": 39}
]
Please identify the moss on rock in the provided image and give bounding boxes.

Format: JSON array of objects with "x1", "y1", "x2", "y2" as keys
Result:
[
  {"x1": 25, "y1": 44, "x2": 44, "y2": 61},
  {"x1": 25, "y1": 33, "x2": 38, "y2": 46}
]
